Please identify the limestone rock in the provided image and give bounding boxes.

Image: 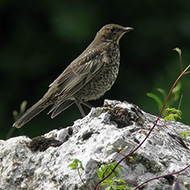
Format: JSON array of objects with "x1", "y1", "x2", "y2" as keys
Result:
[{"x1": 0, "y1": 100, "x2": 190, "y2": 190}]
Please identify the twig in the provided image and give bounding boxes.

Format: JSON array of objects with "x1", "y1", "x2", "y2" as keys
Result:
[{"x1": 133, "y1": 164, "x2": 190, "y2": 190}]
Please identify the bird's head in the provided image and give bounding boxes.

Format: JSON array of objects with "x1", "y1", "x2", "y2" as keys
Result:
[{"x1": 95, "y1": 24, "x2": 133, "y2": 44}]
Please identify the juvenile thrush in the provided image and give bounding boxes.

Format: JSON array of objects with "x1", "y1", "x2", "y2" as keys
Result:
[{"x1": 13, "y1": 24, "x2": 133, "y2": 128}]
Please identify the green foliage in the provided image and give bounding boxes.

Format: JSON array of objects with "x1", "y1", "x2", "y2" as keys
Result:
[
  {"x1": 173, "y1": 47, "x2": 182, "y2": 56},
  {"x1": 97, "y1": 162, "x2": 132, "y2": 189},
  {"x1": 117, "y1": 145, "x2": 128, "y2": 152},
  {"x1": 69, "y1": 160, "x2": 132, "y2": 189},
  {"x1": 69, "y1": 159, "x2": 84, "y2": 170},
  {"x1": 164, "y1": 108, "x2": 182, "y2": 122},
  {"x1": 147, "y1": 82, "x2": 182, "y2": 116},
  {"x1": 13, "y1": 100, "x2": 28, "y2": 122},
  {"x1": 5, "y1": 101, "x2": 28, "y2": 139},
  {"x1": 147, "y1": 88, "x2": 165, "y2": 112},
  {"x1": 181, "y1": 130, "x2": 190, "y2": 141}
]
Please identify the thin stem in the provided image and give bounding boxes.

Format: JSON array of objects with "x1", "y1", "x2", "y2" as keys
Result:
[
  {"x1": 184, "y1": 71, "x2": 190, "y2": 75},
  {"x1": 94, "y1": 119, "x2": 159, "y2": 190},
  {"x1": 77, "y1": 168, "x2": 91, "y2": 190},
  {"x1": 158, "y1": 64, "x2": 190, "y2": 119},
  {"x1": 94, "y1": 64, "x2": 190, "y2": 190},
  {"x1": 177, "y1": 95, "x2": 183, "y2": 110},
  {"x1": 133, "y1": 164, "x2": 190, "y2": 190},
  {"x1": 179, "y1": 52, "x2": 183, "y2": 73}
]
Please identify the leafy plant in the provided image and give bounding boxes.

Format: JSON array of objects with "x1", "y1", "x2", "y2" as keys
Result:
[
  {"x1": 97, "y1": 162, "x2": 131, "y2": 190},
  {"x1": 69, "y1": 160, "x2": 132, "y2": 190},
  {"x1": 13, "y1": 100, "x2": 28, "y2": 122},
  {"x1": 147, "y1": 82, "x2": 182, "y2": 116},
  {"x1": 181, "y1": 130, "x2": 190, "y2": 141},
  {"x1": 69, "y1": 159, "x2": 90, "y2": 190},
  {"x1": 147, "y1": 47, "x2": 185, "y2": 118},
  {"x1": 164, "y1": 108, "x2": 182, "y2": 121},
  {"x1": 5, "y1": 101, "x2": 28, "y2": 139},
  {"x1": 68, "y1": 48, "x2": 190, "y2": 190},
  {"x1": 69, "y1": 159, "x2": 84, "y2": 170}
]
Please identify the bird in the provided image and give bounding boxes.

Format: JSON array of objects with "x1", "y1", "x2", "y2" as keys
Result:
[{"x1": 13, "y1": 24, "x2": 133, "y2": 128}]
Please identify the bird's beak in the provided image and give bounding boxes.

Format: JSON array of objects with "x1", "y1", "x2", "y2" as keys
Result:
[
  {"x1": 123, "y1": 27, "x2": 134, "y2": 33},
  {"x1": 117, "y1": 27, "x2": 134, "y2": 44}
]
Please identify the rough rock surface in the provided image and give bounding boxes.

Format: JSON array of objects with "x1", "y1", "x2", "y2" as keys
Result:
[{"x1": 0, "y1": 100, "x2": 190, "y2": 190}]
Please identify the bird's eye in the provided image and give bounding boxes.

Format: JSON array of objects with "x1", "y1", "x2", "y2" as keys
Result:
[{"x1": 111, "y1": 28, "x2": 115, "y2": 32}]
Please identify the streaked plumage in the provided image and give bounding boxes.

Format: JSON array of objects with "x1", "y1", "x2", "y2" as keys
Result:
[{"x1": 13, "y1": 24, "x2": 133, "y2": 128}]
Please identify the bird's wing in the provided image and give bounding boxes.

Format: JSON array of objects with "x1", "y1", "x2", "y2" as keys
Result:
[{"x1": 47, "y1": 48, "x2": 106, "y2": 101}]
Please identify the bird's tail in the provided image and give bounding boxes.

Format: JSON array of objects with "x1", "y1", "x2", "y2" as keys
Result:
[{"x1": 13, "y1": 98, "x2": 50, "y2": 128}]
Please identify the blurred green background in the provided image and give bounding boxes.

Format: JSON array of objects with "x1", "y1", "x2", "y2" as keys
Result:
[{"x1": 1, "y1": 0, "x2": 190, "y2": 139}]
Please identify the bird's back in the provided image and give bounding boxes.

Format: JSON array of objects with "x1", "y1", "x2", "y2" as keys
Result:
[
  {"x1": 73, "y1": 41, "x2": 120, "y2": 101},
  {"x1": 13, "y1": 24, "x2": 132, "y2": 128}
]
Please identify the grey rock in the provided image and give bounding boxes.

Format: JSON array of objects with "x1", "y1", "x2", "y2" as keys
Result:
[{"x1": 0, "y1": 99, "x2": 190, "y2": 190}]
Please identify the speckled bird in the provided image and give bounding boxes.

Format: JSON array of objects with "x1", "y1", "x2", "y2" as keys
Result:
[{"x1": 13, "y1": 24, "x2": 133, "y2": 128}]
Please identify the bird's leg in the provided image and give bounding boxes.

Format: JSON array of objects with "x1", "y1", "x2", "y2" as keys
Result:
[
  {"x1": 82, "y1": 101, "x2": 93, "y2": 109},
  {"x1": 75, "y1": 100, "x2": 86, "y2": 117}
]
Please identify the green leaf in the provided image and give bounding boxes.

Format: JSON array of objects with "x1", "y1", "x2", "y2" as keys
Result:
[
  {"x1": 164, "y1": 108, "x2": 182, "y2": 121},
  {"x1": 69, "y1": 159, "x2": 84, "y2": 170},
  {"x1": 157, "y1": 88, "x2": 167, "y2": 101},
  {"x1": 98, "y1": 162, "x2": 132, "y2": 189},
  {"x1": 118, "y1": 145, "x2": 128, "y2": 151},
  {"x1": 20, "y1": 100, "x2": 28, "y2": 113},
  {"x1": 97, "y1": 162, "x2": 123, "y2": 181},
  {"x1": 97, "y1": 164, "x2": 107, "y2": 179},
  {"x1": 173, "y1": 47, "x2": 182, "y2": 55},
  {"x1": 146, "y1": 92, "x2": 163, "y2": 111},
  {"x1": 181, "y1": 131, "x2": 188, "y2": 141},
  {"x1": 114, "y1": 178, "x2": 126, "y2": 183},
  {"x1": 13, "y1": 100, "x2": 28, "y2": 122},
  {"x1": 181, "y1": 130, "x2": 190, "y2": 141},
  {"x1": 165, "y1": 108, "x2": 182, "y2": 115},
  {"x1": 105, "y1": 186, "x2": 113, "y2": 190},
  {"x1": 100, "y1": 179, "x2": 112, "y2": 187},
  {"x1": 172, "y1": 82, "x2": 182, "y2": 101}
]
